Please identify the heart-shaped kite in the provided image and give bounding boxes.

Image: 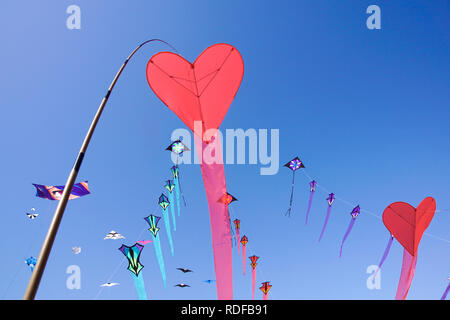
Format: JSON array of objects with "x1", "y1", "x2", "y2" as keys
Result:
[
  {"x1": 146, "y1": 43, "x2": 244, "y2": 135},
  {"x1": 382, "y1": 197, "x2": 436, "y2": 256},
  {"x1": 146, "y1": 44, "x2": 244, "y2": 300},
  {"x1": 376, "y1": 197, "x2": 436, "y2": 299}
]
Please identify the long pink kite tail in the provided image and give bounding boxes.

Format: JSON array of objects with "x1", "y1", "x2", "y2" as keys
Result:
[
  {"x1": 194, "y1": 133, "x2": 233, "y2": 300},
  {"x1": 146, "y1": 43, "x2": 244, "y2": 300},
  {"x1": 242, "y1": 245, "x2": 246, "y2": 275},
  {"x1": 263, "y1": 293, "x2": 269, "y2": 300},
  {"x1": 252, "y1": 268, "x2": 256, "y2": 300},
  {"x1": 395, "y1": 249, "x2": 417, "y2": 300}
]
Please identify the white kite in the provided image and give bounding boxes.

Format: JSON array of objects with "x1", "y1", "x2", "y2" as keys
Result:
[
  {"x1": 104, "y1": 230, "x2": 125, "y2": 240},
  {"x1": 26, "y1": 208, "x2": 38, "y2": 219},
  {"x1": 100, "y1": 282, "x2": 120, "y2": 287}
]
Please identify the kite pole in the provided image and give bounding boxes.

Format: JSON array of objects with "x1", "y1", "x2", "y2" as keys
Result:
[{"x1": 23, "y1": 39, "x2": 176, "y2": 300}]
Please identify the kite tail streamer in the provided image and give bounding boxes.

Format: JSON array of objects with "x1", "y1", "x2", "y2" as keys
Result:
[
  {"x1": 318, "y1": 205, "x2": 332, "y2": 242},
  {"x1": 285, "y1": 171, "x2": 295, "y2": 217},
  {"x1": 252, "y1": 268, "x2": 256, "y2": 300},
  {"x1": 168, "y1": 192, "x2": 176, "y2": 231},
  {"x1": 153, "y1": 235, "x2": 167, "y2": 288},
  {"x1": 194, "y1": 132, "x2": 233, "y2": 300},
  {"x1": 132, "y1": 272, "x2": 148, "y2": 300},
  {"x1": 263, "y1": 293, "x2": 269, "y2": 300},
  {"x1": 339, "y1": 218, "x2": 356, "y2": 258},
  {"x1": 441, "y1": 283, "x2": 450, "y2": 300},
  {"x1": 242, "y1": 246, "x2": 246, "y2": 276},
  {"x1": 305, "y1": 190, "x2": 315, "y2": 225},
  {"x1": 395, "y1": 249, "x2": 417, "y2": 300},
  {"x1": 161, "y1": 208, "x2": 174, "y2": 256},
  {"x1": 374, "y1": 235, "x2": 394, "y2": 279},
  {"x1": 174, "y1": 177, "x2": 181, "y2": 217}
]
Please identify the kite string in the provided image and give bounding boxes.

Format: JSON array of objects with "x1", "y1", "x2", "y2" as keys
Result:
[
  {"x1": 245, "y1": 242, "x2": 267, "y2": 285},
  {"x1": 300, "y1": 169, "x2": 450, "y2": 245},
  {"x1": 176, "y1": 155, "x2": 187, "y2": 207},
  {"x1": 285, "y1": 170, "x2": 296, "y2": 216},
  {"x1": 93, "y1": 259, "x2": 126, "y2": 300},
  {"x1": 1, "y1": 261, "x2": 25, "y2": 299},
  {"x1": 2, "y1": 205, "x2": 51, "y2": 299}
]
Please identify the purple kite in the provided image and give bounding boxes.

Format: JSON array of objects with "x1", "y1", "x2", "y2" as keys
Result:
[
  {"x1": 318, "y1": 193, "x2": 335, "y2": 242},
  {"x1": 339, "y1": 205, "x2": 360, "y2": 257},
  {"x1": 305, "y1": 180, "x2": 317, "y2": 225},
  {"x1": 284, "y1": 157, "x2": 305, "y2": 217},
  {"x1": 32, "y1": 181, "x2": 90, "y2": 200}
]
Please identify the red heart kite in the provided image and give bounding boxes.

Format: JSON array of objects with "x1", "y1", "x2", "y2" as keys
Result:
[
  {"x1": 375, "y1": 197, "x2": 436, "y2": 299},
  {"x1": 146, "y1": 43, "x2": 244, "y2": 300},
  {"x1": 147, "y1": 43, "x2": 244, "y2": 135}
]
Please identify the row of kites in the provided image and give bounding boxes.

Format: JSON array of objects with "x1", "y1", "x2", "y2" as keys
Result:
[
  {"x1": 25, "y1": 153, "x2": 449, "y2": 300},
  {"x1": 27, "y1": 139, "x2": 272, "y2": 300},
  {"x1": 26, "y1": 42, "x2": 448, "y2": 300},
  {"x1": 284, "y1": 156, "x2": 448, "y2": 300}
]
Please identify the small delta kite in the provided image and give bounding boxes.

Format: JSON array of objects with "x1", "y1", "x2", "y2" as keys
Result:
[
  {"x1": 119, "y1": 243, "x2": 147, "y2": 300},
  {"x1": 137, "y1": 240, "x2": 152, "y2": 246},
  {"x1": 240, "y1": 235, "x2": 248, "y2": 275},
  {"x1": 165, "y1": 180, "x2": 177, "y2": 231},
  {"x1": 25, "y1": 257, "x2": 37, "y2": 272},
  {"x1": 259, "y1": 281, "x2": 272, "y2": 300},
  {"x1": 158, "y1": 194, "x2": 174, "y2": 256},
  {"x1": 104, "y1": 231, "x2": 125, "y2": 240},
  {"x1": 305, "y1": 181, "x2": 317, "y2": 225},
  {"x1": 249, "y1": 255, "x2": 259, "y2": 300},
  {"x1": 100, "y1": 282, "x2": 120, "y2": 287},
  {"x1": 339, "y1": 205, "x2": 361, "y2": 257},
  {"x1": 283, "y1": 157, "x2": 305, "y2": 217},
  {"x1": 26, "y1": 208, "x2": 38, "y2": 219},
  {"x1": 144, "y1": 214, "x2": 167, "y2": 288}
]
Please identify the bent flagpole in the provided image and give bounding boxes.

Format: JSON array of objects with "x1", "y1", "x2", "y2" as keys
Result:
[{"x1": 23, "y1": 39, "x2": 176, "y2": 300}]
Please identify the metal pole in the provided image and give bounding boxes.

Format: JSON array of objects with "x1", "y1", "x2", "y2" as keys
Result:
[{"x1": 23, "y1": 39, "x2": 176, "y2": 300}]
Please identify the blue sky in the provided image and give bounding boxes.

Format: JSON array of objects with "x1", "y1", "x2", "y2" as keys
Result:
[{"x1": 0, "y1": 0, "x2": 449, "y2": 300}]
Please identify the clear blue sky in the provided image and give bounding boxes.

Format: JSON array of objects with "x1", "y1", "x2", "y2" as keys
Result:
[{"x1": 0, "y1": 0, "x2": 449, "y2": 300}]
